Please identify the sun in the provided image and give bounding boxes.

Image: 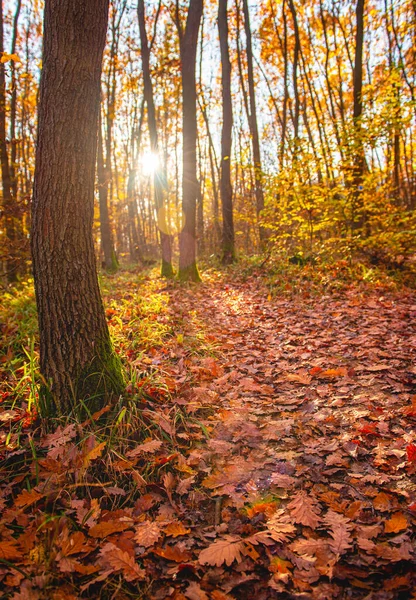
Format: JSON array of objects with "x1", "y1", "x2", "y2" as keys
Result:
[{"x1": 140, "y1": 151, "x2": 160, "y2": 176}]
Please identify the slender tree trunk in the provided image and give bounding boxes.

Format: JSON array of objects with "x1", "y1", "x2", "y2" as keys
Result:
[
  {"x1": 177, "y1": 0, "x2": 203, "y2": 282},
  {"x1": 0, "y1": 0, "x2": 17, "y2": 281},
  {"x1": 138, "y1": 0, "x2": 173, "y2": 277},
  {"x1": 98, "y1": 114, "x2": 118, "y2": 271},
  {"x1": 31, "y1": 0, "x2": 124, "y2": 415},
  {"x1": 219, "y1": 0, "x2": 235, "y2": 263},
  {"x1": 242, "y1": 0, "x2": 265, "y2": 244},
  {"x1": 352, "y1": 0, "x2": 365, "y2": 230}
]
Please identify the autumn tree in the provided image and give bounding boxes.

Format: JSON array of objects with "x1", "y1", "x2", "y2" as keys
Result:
[
  {"x1": 31, "y1": 0, "x2": 124, "y2": 414},
  {"x1": 218, "y1": 0, "x2": 235, "y2": 264},
  {"x1": 175, "y1": 0, "x2": 203, "y2": 282}
]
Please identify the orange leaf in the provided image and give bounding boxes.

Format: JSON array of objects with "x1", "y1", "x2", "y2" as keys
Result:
[
  {"x1": 89, "y1": 519, "x2": 133, "y2": 538},
  {"x1": 384, "y1": 512, "x2": 408, "y2": 534},
  {"x1": 163, "y1": 521, "x2": 191, "y2": 538},
  {"x1": 153, "y1": 544, "x2": 192, "y2": 562},
  {"x1": 15, "y1": 488, "x2": 43, "y2": 508},
  {"x1": 198, "y1": 536, "x2": 244, "y2": 567},
  {"x1": 83, "y1": 441, "x2": 106, "y2": 468},
  {"x1": 0, "y1": 541, "x2": 23, "y2": 560}
]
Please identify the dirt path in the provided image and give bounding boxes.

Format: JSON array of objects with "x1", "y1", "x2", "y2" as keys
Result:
[{"x1": 163, "y1": 275, "x2": 416, "y2": 599}]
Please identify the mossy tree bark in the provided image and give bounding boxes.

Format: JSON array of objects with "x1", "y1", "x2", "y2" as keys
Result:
[
  {"x1": 31, "y1": 0, "x2": 124, "y2": 415},
  {"x1": 176, "y1": 0, "x2": 203, "y2": 282},
  {"x1": 218, "y1": 0, "x2": 235, "y2": 265}
]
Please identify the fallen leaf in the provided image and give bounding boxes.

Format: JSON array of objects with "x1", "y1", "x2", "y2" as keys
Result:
[
  {"x1": 384, "y1": 512, "x2": 408, "y2": 534},
  {"x1": 287, "y1": 491, "x2": 321, "y2": 528},
  {"x1": 134, "y1": 521, "x2": 162, "y2": 548},
  {"x1": 198, "y1": 536, "x2": 245, "y2": 567}
]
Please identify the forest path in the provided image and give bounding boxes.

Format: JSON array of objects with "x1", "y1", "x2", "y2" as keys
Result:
[{"x1": 161, "y1": 272, "x2": 416, "y2": 598}]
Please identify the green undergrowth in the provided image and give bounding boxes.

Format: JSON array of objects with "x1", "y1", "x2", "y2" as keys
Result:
[
  {"x1": 0, "y1": 264, "x2": 215, "y2": 454},
  {"x1": 232, "y1": 251, "x2": 416, "y2": 297}
]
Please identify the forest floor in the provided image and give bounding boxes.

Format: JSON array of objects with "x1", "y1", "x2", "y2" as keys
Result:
[{"x1": 0, "y1": 262, "x2": 416, "y2": 599}]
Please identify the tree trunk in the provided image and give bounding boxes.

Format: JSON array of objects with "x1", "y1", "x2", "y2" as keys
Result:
[
  {"x1": 218, "y1": 0, "x2": 235, "y2": 264},
  {"x1": 242, "y1": 0, "x2": 265, "y2": 245},
  {"x1": 31, "y1": 0, "x2": 124, "y2": 415},
  {"x1": 138, "y1": 0, "x2": 173, "y2": 277},
  {"x1": 98, "y1": 115, "x2": 118, "y2": 271},
  {"x1": 177, "y1": 0, "x2": 203, "y2": 282},
  {"x1": 352, "y1": 0, "x2": 365, "y2": 230},
  {"x1": 0, "y1": 0, "x2": 17, "y2": 282}
]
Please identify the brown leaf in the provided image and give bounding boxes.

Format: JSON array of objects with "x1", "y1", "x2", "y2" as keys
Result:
[
  {"x1": 100, "y1": 542, "x2": 145, "y2": 581},
  {"x1": 287, "y1": 491, "x2": 321, "y2": 528},
  {"x1": 271, "y1": 473, "x2": 296, "y2": 488},
  {"x1": 185, "y1": 581, "x2": 209, "y2": 600},
  {"x1": 127, "y1": 439, "x2": 163, "y2": 458},
  {"x1": 324, "y1": 510, "x2": 353, "y2": 555},
  {"x1": 198, "y1": 536, "x2": 245, "y2": 567},
  {"x1": 134, "y1": 521, "x2": 162, "y2": 548},
  {"x1": 266, "y1": 509, "x2": 297, "y2": 542}
]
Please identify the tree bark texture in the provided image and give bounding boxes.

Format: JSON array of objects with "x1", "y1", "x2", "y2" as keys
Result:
[
  {"x1": 178, "y1": 0, "x2": 203, "y2": 282},
  {"x1": 31, "y1": 0, "x2": 124, "y2": 415},
  {"x1": 218, "y1": 0, "x2": 235, "y2": 264}
]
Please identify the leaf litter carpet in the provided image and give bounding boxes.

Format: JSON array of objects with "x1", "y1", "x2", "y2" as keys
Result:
[{"x1": 1, "y1": 273, "x2": 416, "y2": 599}]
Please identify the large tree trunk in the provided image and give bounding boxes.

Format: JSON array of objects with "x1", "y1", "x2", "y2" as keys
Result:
[
  {"x1": 177, "y1": 0, "x2": 203, "y2": 282},
  {"x1": 31, "y1": 0, "x2": 124, "y2": 415},
  {"x1": 218, "y1": 0, "x2": 235, "y2": 264},
  {"x1": 137, "y1": 0, "x2": 173, "y2": 278}
]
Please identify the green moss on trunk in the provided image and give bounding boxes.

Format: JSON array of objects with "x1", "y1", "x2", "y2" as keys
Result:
[
  {"x1": 178, "y1": 262, "x2": 201, "y2": 283},
  {"x1": 76, "y1": 337, "x2": 124, "y2": 414},
  {"x1": 161, "y1": 259, "x2": 174, "y2": 279}
]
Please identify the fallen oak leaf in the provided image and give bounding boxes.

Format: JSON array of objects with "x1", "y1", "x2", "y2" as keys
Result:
[
  {"x1": 134, "y1": 521, "x2": 162, "y2": 548},
  {"x1": 324, "y1": 510, "x2": 353, "y2": 555},
  {"x1": 89, "y1": 519, "x2": 133, "y2": 538},
  {"x1": 185, "y1": 581, "x2": 209, "y2": 600},
  {"x1": 0, "y1": 540, "x2": 23, "y2": 560},
  {"x1": 100, "y1": 542, "x2": 145, "y2": 582},
  {"x1": 287, "y1": 491, "x2": 321, "y2": 528},
  {"x1": 127, "y1": 439, "x2": 163, "y2": 458},
  {"x1": 266, "y1": 509, "x2": 297, "y2": 542},
  {"x1": 14, "y1": 488, "x2": 43, "y2": 508},
  {"x1": 153, "y1": 543, "x2": 192, "y2": 562},
  {"x1": 83, "y1": 440, "x2": 106, "y2": 468},
  {"x1": 163, "y1": 521, "x2": 191, "y2": 538},
  {"x1": 198, "y1": 536, "x2": 244, "y2": 567}
]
